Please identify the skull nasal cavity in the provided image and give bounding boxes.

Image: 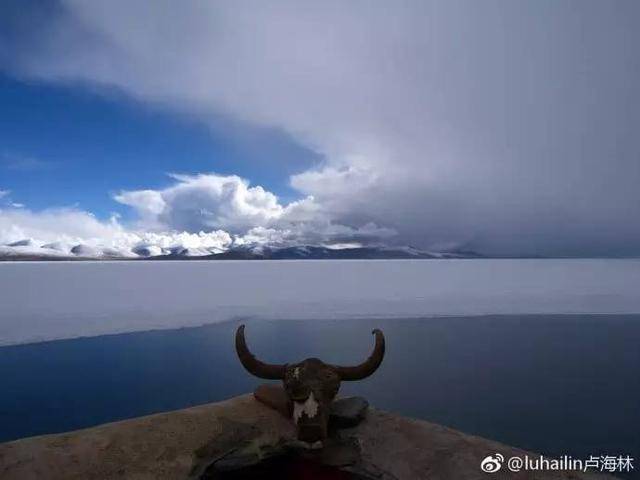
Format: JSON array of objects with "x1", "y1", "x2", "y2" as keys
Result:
[{"x1": 293, "y1": 392, "x2": 320, "y2": 424}]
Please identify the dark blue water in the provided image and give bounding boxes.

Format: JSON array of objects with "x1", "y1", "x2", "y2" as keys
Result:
[{"x1": 1, "y1": 315, "x2": 638, "y2": 464}]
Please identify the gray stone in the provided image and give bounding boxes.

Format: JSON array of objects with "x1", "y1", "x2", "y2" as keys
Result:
[
  {"x1": 316, "y1": 436, "x2": 361, "y2": 467},
  {"x1": 330, "y1": 396, "x2": 369, "y2": 428},
  {"x1": 253, "y1": 383, "x2": 290, "y2": 418}
]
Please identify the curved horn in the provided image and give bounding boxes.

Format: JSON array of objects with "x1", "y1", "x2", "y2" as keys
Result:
[
  {"x1": 235, "y1": 325, "x2": 286, "y2": 379},
  {"x1": 332, "y1": 329, "x2": 385, "y2": 381}
]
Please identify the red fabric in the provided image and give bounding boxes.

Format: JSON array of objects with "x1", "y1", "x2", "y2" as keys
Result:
[{"x1": 286, "y1": 458, "x2": 354, "y2": 480}]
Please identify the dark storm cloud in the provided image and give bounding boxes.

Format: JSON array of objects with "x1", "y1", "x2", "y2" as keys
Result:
[{"x1": 2, "y1": 0, "x2": 640, "y2": 255}]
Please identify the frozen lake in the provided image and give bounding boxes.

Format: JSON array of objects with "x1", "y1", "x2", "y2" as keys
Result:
[{"x1": 1, "y1": 259, "x2": 640, "y2": 346}]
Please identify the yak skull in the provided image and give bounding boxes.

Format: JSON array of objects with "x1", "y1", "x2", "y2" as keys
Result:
[{"x1": 235, "y1": 325, "x2": 385, "y2": 446}]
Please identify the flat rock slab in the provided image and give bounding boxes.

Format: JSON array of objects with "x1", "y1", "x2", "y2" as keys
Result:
[
  {"x1": 0, "y1": 394, "x2": 616, "y2": 480},
  {"x1": 254, "y1": 383, "x2": 290, "y2": 417},
  {"x1": 0, "y1": 395, "x2": 294, "y2": 480}
]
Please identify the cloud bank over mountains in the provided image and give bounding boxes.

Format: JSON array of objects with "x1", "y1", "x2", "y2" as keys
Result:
[
  {"x1": 3, "y1": 0, "x2": 640, "y2": 256},
  {"x1": 0, "y1": 173, "x2": 394, "y2": 258}
]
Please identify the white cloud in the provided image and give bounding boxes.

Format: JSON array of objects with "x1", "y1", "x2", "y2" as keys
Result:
[
  {"x1": 0, "y1": 207, "x2": 123, "y2": 245},
  {"x1": 114, "y1": 172, "x2": 393, "y2": 247},
  {"x1": 0, "y1": 205, "x2": 235, "y2": 257},
  {"x1": 0, "y1": 191, "x2": 25, "y2": 210},
  {"x1": 121, "y1": 173, "x2": 284, "y2": 233},
  {"x1": 291, "y1": 165, "x2": 378, "y2": 201},
  {"x1": 112, "y1": 189, "x2": 165, "y2": 228},
  {"x1": 0, "y1": 173, "x2": 394, "y2": 257},
  {"x1": 4, "y1": 1, "x2": 640, "y2": 255}
]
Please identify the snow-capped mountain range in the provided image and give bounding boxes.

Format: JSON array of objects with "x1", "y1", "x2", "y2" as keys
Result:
[{"x1": 0, "y1": 238, "x2": 481, "y2": 261}]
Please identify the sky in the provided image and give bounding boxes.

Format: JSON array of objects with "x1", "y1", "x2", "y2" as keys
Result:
[{"x1": 1, "y1": 0, "x2": 639, "y2": 257}]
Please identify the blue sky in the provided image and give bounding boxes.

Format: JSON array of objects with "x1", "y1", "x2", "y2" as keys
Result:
[
  {"x1": 1, "y1": 1, "x2": 639, "y2": 257},
  {"x1": 0, "y1": 73, "x2": 317, "y2": 220}
]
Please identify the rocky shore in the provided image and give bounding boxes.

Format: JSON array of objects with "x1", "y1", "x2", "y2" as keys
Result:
[{"x1": 0, "y1": 394, "x2": 614, "y2": 479}]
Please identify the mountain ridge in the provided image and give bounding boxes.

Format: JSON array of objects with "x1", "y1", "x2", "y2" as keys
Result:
[{"x1": 0, "y1": 243, "x2": 484, "y2": 261}]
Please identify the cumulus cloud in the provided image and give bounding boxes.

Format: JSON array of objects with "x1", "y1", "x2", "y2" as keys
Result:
[
  {"x1": 116, "y1": 173, "x2": 284, "y2": 233},
  {"x1": 0, "y1": 206, "x2": 126, "y2": 247},
  {"x1": 4, "y1": 0, "x2": 640, "y2": 255},
  {"x1": 0, "y1": 173, "x2": 393, "y2": 257},
  {"x1": 0, "y1": 205, "x2": 235, "y2": 257},
  {"x1": 114, "y1": 172, "x2": 393, "y2": 248}
]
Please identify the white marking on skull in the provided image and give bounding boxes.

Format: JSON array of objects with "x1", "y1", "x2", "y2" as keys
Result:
[
  {"x1": 292, "y1": 391, "x2": 319, "y2": 424},
  {"x1": 293, "y1": 367, "x2": 300, "y2": 379}
]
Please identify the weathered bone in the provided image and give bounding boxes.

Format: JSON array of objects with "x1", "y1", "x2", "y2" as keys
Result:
[
  {"x1": 331, "y1": 329, "x2": 385, "y2": 381},
  {"x1": 235, "y1": 325, "x2": 385, "y2": 380},
  {"x1": 235, "y1": 325, "x2": 286, "y2": 379},
  {"x1": 293, "y1": 391, "x2": 319, "y2": 424}
]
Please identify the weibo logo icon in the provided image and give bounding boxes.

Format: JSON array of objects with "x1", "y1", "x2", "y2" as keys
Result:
[{"x1": 480, "y1": 454, "x2": 504, "y2": 473}]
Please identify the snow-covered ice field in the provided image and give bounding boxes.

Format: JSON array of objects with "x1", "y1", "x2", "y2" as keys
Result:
[{"x1": 1, "y1": 259, "x2": 639, "y2": 346}]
